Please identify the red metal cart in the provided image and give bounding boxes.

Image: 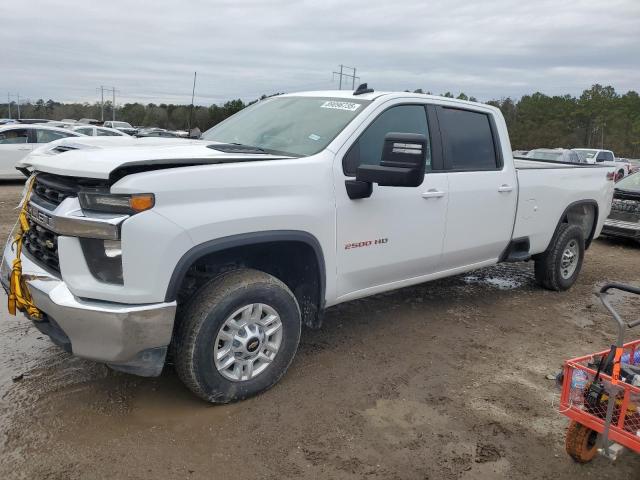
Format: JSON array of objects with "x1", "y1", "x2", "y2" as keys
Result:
[{"x1": 560, "y1": 282, "x2": 640, "y2": 463}]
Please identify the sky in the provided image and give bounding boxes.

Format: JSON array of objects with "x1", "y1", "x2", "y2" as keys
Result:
[{"x1": 2, "y1": 0, "x2": 639, "y2": 106}]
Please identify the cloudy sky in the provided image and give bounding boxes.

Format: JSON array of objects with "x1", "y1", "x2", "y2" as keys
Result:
[{"x1": 2, "y1": 0, "x2": 639, "y2": 105}]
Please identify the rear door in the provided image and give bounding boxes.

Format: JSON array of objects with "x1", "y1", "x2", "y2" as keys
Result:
[
  {"x1": 0, "y1": 128, "x2": 32, "y2": 178},
  {"x1": 437, "y1": 106, "x2": 518, "y2": 268}
]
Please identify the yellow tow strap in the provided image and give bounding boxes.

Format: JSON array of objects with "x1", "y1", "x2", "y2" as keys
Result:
[{"x1": 7, "y1": 176, "x2": 42, "y2": 320}]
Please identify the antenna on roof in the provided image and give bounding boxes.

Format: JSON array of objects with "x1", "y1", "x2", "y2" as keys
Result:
[{"x1": 353, "y1": 83, "x2": 374, "y2": 96}]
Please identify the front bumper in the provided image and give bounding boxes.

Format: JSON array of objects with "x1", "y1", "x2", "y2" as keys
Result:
[
  {"x1": 602, "y1": 218, "x2": 640, "y2": 241},
  {"x1": 1, "y1": 241, "x2": 176, "y2": 376}
]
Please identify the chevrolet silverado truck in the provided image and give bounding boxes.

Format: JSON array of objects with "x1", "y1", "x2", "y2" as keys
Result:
[{"x1": 2, "y1": 87, "x2": 616, "y2": 403}]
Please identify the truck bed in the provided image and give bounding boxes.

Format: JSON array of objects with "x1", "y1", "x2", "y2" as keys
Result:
[{"x1": 512, "y1": 157, "x2": 615, "y2": 255}]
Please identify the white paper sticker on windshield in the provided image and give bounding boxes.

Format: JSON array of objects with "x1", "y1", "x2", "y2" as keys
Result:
[
  {"x1": 308, "y1": 134, "x2": 321, "y2": 141},
  {"x1": 321, "y1": 101, "x2": 361, "y2": 112}
]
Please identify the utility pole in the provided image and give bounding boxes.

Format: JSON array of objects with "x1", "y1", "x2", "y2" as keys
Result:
[
  {"x1": 99, "y1": 86, "x2": 104, "y2": 121},
  {"x1": 16, "y1": 93, "x2": 20, "y2": 119},
  {"x1": 601, "y1": 120, "x2": 606, "y2": 149},
  {"x1": 188, "y1": 71, "x2": 197, "y2": 132},
  {"x1": 332, "y1": 65, "x2": 360, "y2": 90},
  {"x1": 97, "y1": 86, "x2": 117, "y2": 122},
  {"x1": 7, "y1": 93, "x2": 11, "y2": 119}
]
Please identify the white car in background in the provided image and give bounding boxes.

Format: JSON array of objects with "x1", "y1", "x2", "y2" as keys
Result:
[
  {"x1": 0, "y1": 124, "x2": 85, "y2": 180},
  {"x1": 524, "y1": 148, "x2": 584, "y2": 164},
  {"x1": 573, "y1": 148, "x2": 631, "y2": 181},
  {"x1": 71, "y1": 125, "x2": 130, "y2": 137},
  {"x1": 103, "y1": 121, "x2": 138, "y2": 136}
]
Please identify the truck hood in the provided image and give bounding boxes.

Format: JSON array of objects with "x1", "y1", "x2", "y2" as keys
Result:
[{"x1": 19, "y1": 137, "x2": 294, "y2": 180}]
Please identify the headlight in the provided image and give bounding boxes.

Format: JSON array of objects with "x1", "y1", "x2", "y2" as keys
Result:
[{"x1": 78, "y1": 192, "x2": 155, "y2": 214}]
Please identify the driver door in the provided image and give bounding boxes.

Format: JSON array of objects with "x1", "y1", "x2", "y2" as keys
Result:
[{"x1": 333, "y1": 102, "x2": 448, "y2": 300}]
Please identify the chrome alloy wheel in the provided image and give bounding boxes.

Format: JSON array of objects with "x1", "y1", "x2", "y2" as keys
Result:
[
  {"x1": 213, "y1": 303, "x2": 283, "y2": 382},
  {"x1": 560, "y1": 239, "x2": 580, "y2": 279}
]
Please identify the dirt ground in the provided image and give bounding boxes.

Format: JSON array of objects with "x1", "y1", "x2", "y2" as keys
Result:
[{"x1": 0, "y1": 181, "x2": 639, "y2": 480}]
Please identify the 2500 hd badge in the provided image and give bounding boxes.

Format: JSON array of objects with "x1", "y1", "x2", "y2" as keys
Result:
[{"x1": 345, "y1": 238, "x2": 388, "y2": 250}]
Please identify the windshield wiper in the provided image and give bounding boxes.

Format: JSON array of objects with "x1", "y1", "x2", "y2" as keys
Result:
[{"x1": 207, "y1": 143, "x2": 268, "y2": 154}]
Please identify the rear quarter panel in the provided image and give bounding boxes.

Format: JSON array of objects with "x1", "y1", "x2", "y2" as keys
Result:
[{"x1": 513, "y1": 166, "x2": 614, "y2": 254}]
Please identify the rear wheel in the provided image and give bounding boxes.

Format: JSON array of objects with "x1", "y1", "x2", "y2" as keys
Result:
[
  {"x1": 534, "y1": 223, "x2": 585, "y2": 291},
  {"x1": 173, "y1": 269, "x2": 301, "y2": 403},
  {"x1": 566, "y1": 421, "x2": 599, "y2": 463}
]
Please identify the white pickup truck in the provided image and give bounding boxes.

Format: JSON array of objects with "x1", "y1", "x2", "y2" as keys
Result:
[{"x1": 3, "y1": 88, "x2": 615, "y2": 403}]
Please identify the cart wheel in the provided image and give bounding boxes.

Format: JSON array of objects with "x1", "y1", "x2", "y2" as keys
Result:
[{"x1": 566, "y1": 421, "x2": 599, "y2": 463}]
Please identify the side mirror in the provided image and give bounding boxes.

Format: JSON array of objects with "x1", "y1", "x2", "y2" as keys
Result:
[{"x1": 356, "y1": 132, "x2": 427, "y2": 187}]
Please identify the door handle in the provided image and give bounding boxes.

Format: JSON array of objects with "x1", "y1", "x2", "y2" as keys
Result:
[
  {"x1": 498, "y1": 184, "x2": 514, "y2": 193},
  {"x1": 422, "y1": 189, "x2": 446, "y2": 199}
]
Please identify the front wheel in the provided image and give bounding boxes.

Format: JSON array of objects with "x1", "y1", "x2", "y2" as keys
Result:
[
  {"x1": 534, "y1": 223, "x2": 585, "y2": 291},
  {"x1": 173, "y1": 269, "x2": 301, "y2": 403}
]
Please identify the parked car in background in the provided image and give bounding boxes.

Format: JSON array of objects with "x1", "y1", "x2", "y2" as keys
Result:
[
  {"x1": 627, "y1": 159, "x2": 640, "y2": 174},
  {"x1": 42, "y1": 121, "x2": 78, "y2": 129},
  {"x1": 103, "y1": 121, "x2": 138, "y2": 136},
  {"x1": 601, "y1": 172, "x2": 640, "y2": 243},
  {"x1": 525, "y1": 148, "x2": 584, "y2": 163},
  {"x1": 78, "y1": 118, "x2": 101, "y2": 125},
  {"x1": 0, "y1": 124, "x2": 85, "y2": 179},
  {"x1": 573, "y1": 148, "x2": 631, "y2": 181},
  {"x1": 16, "y1": 119, "x2": 51, "y2": 125},
  {"x1": 0, "y1": 119, "x2": 18, "y2": 126},
  {"x1": 135, "y1": 127, "x2": 181, "y2": 138},
  {"x1": 60, "y1": 119, "x2": 78, "y2": 124},
  {"x1": 71, "y1": 125, "x2": 130, "y2": 137}
]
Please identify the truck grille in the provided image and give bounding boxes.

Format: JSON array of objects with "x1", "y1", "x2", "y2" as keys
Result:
[
  {"x1": 23, "y1": 173, "x2": 110, "y2": 273},
  {"x1": 23, "y1": 217, "x2": 60, "y2": 273},
  {"x1": 31, "y1": 173, "x2": 108, "y2": 208}
]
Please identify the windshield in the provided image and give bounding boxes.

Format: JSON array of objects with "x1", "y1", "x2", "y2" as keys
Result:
[
  {"x1": 201, "y1": 96, "x2": 371, "y2": 156},
  {"x1": 526, "y1": 150, "x2": 563, "y2": 161},
  {"x1": 616, "y1": 172, "x2": 640, "y2": 192}
]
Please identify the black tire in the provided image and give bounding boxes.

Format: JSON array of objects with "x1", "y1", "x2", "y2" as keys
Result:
[
  {"x1": 534, "y1": 223, "x2": 585, "y2": 291},
  {"x1": 173, "y1": 268, "x2": 301, "y2": 403}
]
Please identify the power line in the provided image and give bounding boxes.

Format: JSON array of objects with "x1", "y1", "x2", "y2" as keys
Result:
[{"x1": 332, "y1": 65, "x2": 360, "y2": 90}]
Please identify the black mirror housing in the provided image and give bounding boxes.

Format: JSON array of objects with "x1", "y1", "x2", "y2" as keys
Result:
[{"x1": 355, "y1": 132, "x2": 426, "y2": 187}]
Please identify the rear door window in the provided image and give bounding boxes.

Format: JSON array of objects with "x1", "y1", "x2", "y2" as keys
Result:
[{"x1": 438, "y1": 107, "x2": 499, "y2": 171}]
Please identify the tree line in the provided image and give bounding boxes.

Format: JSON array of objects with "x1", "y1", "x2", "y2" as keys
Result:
[{"x1": 1, "y1": 85, "x2": 638, "y2": 157}]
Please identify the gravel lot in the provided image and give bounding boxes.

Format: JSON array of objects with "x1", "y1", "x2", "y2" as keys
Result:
[{"x1": 0, "y1": 180, "x2": 639, "y2": 479}]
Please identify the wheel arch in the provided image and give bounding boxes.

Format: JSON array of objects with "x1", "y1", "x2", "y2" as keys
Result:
[
  {"x1": 165, "y1": 230, "x2": 327, "y2": 328},
  {"x1": 548, "y1": 200, "x2": 599, "y2": 251}
]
